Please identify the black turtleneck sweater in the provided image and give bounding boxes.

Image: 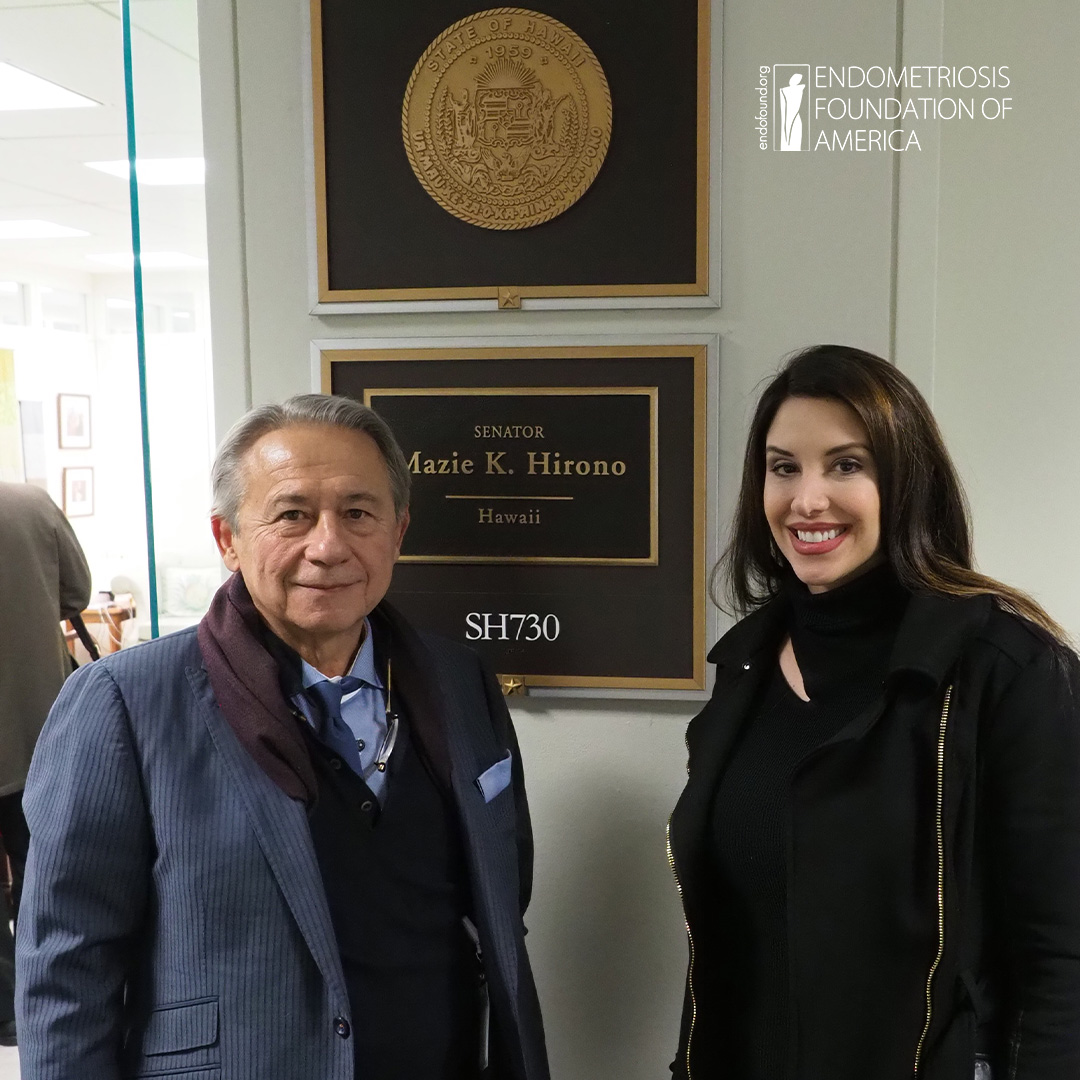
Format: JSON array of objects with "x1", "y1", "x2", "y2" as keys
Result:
[{"x1": 706, "y1": 563, "x2": 910, "y2": 1080}]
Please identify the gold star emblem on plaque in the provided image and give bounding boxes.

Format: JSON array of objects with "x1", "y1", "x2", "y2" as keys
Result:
[
  {"x1": 498, "y1": 675, "x2": 527, "y2": 695},
  {"x1": 402, "y1": 8, "x2": 613, "y2": 230}
]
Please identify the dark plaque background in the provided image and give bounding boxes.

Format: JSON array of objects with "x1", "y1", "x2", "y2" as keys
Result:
[
  {"x1": 330, "y1": 351, "x2": 702, "y2": 687},
  {"x1": 318, "y1": 0, "x2": 702, "y2": 293},
  {"x1": 369, "y1": 390, "x2": 654, "y2": 561}
]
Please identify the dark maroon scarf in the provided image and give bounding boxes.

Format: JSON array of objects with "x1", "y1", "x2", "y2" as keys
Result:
[
  {"x1": 197, "y1": 572, "x2": 451, "y2": 805},
  {"x1": 197, "y1": 573, "x2": 317, "y2": 803}
]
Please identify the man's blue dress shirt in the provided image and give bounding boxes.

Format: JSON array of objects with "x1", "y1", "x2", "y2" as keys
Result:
[{"x1": 300, "y1": 618, "x2": 391, "y2": 802}]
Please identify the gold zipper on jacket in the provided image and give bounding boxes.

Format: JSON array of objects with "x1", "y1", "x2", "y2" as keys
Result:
[
  {"x1": 666, "y1": 818, "x2": 696, "y2": 1080},
  {"x1": 914, "y1": 684, "x2": 953, "y2": 1075}
]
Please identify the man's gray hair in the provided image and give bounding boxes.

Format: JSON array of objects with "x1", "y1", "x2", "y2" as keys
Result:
[{"x1": 211, "y1": 394, "x2": 411, "y2": 528}]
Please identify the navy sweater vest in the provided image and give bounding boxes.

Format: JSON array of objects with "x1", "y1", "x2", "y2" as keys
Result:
[{"x1": 305, "y1": 720, "x2": 480, "y2": 1079}]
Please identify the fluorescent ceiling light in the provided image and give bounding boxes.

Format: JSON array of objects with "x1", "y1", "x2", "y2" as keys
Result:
[
  {"x1": 0, "y1": 62, "x2": 98, "y2": 111},
  {"x1": 85, "y1": 158, "x2": 206, "y2": 186},
  {"x1": 88, "y1": 251, "x2": 208, "y2": 269},
  {"x1": 0, "y1": 219, "x2": 89, "y2": 239},
  {"x1": 105, "y1": 298, "x2": 135, "y2": 310}
]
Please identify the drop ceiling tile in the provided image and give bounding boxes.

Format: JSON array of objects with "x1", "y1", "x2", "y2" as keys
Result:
[
  {"x1": 126, "y1": 0, "x2": 200, "y2": 60},
  {"x1": 0, "y1": 1, "x2": 86, "y2": 9},
  {"x1": 0, "y1": 7, "x2": 127, "y2": 106},
  {"x1": 0, "y1": 0, "x2": 209, "y2": 275},
  {"x1": 0, "y1": 177, "x2": 70, "y2": 205}
]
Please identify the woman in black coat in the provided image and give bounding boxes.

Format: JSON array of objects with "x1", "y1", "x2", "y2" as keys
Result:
[{"x1": 668, "y1": 345, "x2": 1080, "y2": 1080}]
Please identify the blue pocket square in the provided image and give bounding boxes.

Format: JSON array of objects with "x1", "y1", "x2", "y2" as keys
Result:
[{"x1": 475, "y1": 751, "x2": 513, "y2": 803}]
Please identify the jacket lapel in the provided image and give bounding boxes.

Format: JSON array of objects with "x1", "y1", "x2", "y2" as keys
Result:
[
  {"x1": 373, "y1": 603, "x2": 454, "y2": 792},
  {"x1": 888, "y1": 591, "x2": 993, "y2": 686},
  {"x1": 816, "y1": 592, "x2": 994, "y2": 748},
  {"x1": 434, "y1": 655, "x2": 529, "y2": 1062},
  {"x1": 185, "y1": 662, "x2": 348, "y2": 1005},
  {"x1": 672, "y1": 603, "x2": 785, "y2": 905}
]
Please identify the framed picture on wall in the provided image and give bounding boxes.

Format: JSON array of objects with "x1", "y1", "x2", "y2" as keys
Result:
[
  {"x1": 57, "y1": 394, "x2": 91, "y2": 449},
  {"x1": 62, "y1": 466, "x2": 94, "y2": 517}
]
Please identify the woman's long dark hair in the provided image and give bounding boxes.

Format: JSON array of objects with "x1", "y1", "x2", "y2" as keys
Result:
[{"x1": 715, "y1": 344, "x2": 1070, "y2": 644}]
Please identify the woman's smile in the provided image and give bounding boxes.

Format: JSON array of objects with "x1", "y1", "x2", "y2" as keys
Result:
[{"x1": 787, "y1": 523, "x2": 849, "y2": 554}]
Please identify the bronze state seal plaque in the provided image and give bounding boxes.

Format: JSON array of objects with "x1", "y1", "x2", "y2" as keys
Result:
[{"x1": 402, "y1": 8, "x2": 613, "y2": 230}]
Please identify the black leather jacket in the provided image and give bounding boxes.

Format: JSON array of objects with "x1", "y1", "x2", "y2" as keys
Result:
[{"x1": 668, "y1": 591, "x2": 1080, "y2": 1080}]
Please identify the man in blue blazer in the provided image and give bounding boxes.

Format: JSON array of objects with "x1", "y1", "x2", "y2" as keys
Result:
[{"x1": 16, "y1": 394, "x2": 549, "y2": 1080}]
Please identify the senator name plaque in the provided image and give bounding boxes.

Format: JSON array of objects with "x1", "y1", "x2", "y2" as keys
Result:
[
  {"x1": 365, "y1": 388, "x2": 656, "y2": 564},
  {"x1": 324, "y1": 344, "x2": 706, "y2": 692}
]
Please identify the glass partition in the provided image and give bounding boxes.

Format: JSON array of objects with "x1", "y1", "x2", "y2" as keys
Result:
[{"x1": 0, "y1": 0, "x2": 217, "y2": 648}]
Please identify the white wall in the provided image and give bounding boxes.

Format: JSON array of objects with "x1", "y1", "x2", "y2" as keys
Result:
[
  {"x1": 195, "y1": 0, "x2": 1080, "y2": 1076},
  {"x1": 929, "y1": 0, "x2": 1080, "y2": 632}
]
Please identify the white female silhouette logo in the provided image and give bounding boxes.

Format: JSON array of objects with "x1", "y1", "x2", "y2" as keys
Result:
[{"x1": 779, "y1": 72, "x2": 805, "y2": 151}]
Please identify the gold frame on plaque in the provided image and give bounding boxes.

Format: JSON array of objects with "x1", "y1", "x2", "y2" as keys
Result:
[
  {"x1": 322, "y1": 344, "x2": 707, "y2": 691},
  {"x1": 310, "y1": 0, "x2": 711, "y2": 305}
]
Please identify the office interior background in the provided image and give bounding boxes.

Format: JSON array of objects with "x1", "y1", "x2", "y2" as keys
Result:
[{"x1": 0, "y1": 0, "x2": 1078, "y2": 1076}]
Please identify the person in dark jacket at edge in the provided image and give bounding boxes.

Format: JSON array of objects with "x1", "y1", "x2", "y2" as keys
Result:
[
  {"x1": 668, "y1": 345, "x2": 1080, "y2": 1080},
  {"x1": 0, "y1": 481, "x2": 91, "y2": 1047}
]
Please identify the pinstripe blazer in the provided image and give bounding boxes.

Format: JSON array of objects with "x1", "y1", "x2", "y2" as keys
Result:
[{"x1": 15, "y1": 626, "x2": 548, "y2": 1080}]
